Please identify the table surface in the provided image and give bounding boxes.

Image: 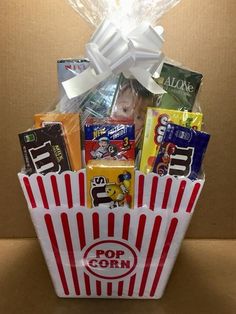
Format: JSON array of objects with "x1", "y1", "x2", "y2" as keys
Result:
[{"x1": 0, "y1": 239, "x2": 235, "y2": 314}]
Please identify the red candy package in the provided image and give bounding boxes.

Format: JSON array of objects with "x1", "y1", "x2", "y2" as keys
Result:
[{"x1": 84, "y1": 118, "x2": 135, "y2": 164}]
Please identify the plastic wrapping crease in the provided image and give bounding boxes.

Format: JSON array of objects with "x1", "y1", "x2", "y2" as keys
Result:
[
  {"x1": 18, "y1": 170, "x2": 204, "y2": 298},
  {"x1": 62, "y1": 19, "x2": 166, "y2": 99},
  {"x1": 68, "y1": 0, "x2": 181, "y2": 32},
  {"x1": 63, "y1": 0, "x2": 181, "y2": 99}
]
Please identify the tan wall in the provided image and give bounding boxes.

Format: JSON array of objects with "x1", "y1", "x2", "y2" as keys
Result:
[{"x1": 0, "y1": 0, "x2": 235, "y2": 238}]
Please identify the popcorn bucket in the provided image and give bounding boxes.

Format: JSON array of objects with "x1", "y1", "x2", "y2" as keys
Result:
[{"x1": 18, "y1": 170, "x2": 204, "y2": 299}]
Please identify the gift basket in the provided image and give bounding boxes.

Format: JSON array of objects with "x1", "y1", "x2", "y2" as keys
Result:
[{"x1": 18, "y1": 0, "x2": 210, "y2": 299}]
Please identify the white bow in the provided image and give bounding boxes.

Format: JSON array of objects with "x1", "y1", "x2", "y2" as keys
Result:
[{"x1": 62, "y1": 19, "x2": 166, "y2": 99}]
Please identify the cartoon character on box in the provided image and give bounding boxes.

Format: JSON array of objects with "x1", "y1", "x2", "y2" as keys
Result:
[
  {"x1": 90, "y1": 137, "x2": 121, "y2": 160},
  {"x1": 85, "y1": 120, "x2": 135, "y2": 163},
  {"x1": 87, "y1": 160, "x2": 134, "y2": 208},
  {"x1": 89, "y1": 170, "x2": 133, "y2": 209},
  {"x1": 154, "y1": 143, "x2": 176, "y2": 176},
  {"x1": 105, "y1": 171, "x2": 132, "y2": 208},
  {"x1": 91, "y1": 137, "x2": 109, "y2": 159}
]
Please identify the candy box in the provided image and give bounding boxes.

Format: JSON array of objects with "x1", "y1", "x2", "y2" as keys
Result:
[
  {"x1": 86, "y1": 160, "x2": 135, "y2": 208},
  {"x1": 34, "y1": 113, "x2": 82, "y2": 171},
  {"x1": 153, "y1": 123, "x2": 210, "y2": 179},
  {"x1": 140, "y1": 108, "x2": 203, "y2": 174},
  {"x1": 155, "y1": 63, "x2": 203, "y2": 111},
  {"x1": 18, "y1": 124, "x2": 71, "y2": 175},
  {"x1": 84, "y1": 119, "x2": 135, "y2": 163}
]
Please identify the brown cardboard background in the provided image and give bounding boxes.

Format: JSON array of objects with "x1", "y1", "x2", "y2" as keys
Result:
[{"x1": 0, "y1": 0, "x2": 235, "y2": 238}]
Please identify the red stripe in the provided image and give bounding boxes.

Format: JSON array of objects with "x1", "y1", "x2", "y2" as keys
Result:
[
  {"x1": 150, "y1": 218, "x2": 178, "y2": 297},
  {"x1": 173, "y1": 180, "x2": 186, "y2": 213},
  {"x1": 122, "y1": 214, "x2": 130, "y2": 240},
  {"x1": 50, "y1": 175, "x2": 60, "y2": 206},
  {"x1": 137, "y1": 174, "x2": 145, "y2": 207},
  {"x1": 84, "y1": 273, "x2": 91, "y2": 296},
  {"x1": 92, "y1": 212, "x2": 100, "y2": 239},
  {"x1": 44, "y1": 214, "x2": 69, "y2": 295},
  {"x1": 79, "y1": 172, "x2": 85, "y2": 206},
  {"x1": 37, "y1": 176, "x2": 49, "y2": 209},
  {"x1": 135, "y1": 215, "x2": 146, "y2": 251},
  {"x1": 108, "y1": 213, "x2": 115, "y2": 237},
  {"x1": 139, "y1": 215, "x2": 162, "y2": 296},
  {"x1": 186, "y1": 183, "x2": 201, "y2": 213},
  {"x1": 161, "y1": 178, "x2": 172, "y2": 209},
  {"x1": 118, "y1": 281, "x2": 124, "y2": 296},
  {"x1": 96, "y1": 280, "x2": 102, "y2": 296},
  {"x1": 65, "y1": 174, "x2": 73, "y2": 208},
  {"x1": 107, "y1": 282, "x2": 112, "y2": 296},
  {"x1": 128, "y1": 274, "x2": 136, "y2": 297},
  {"x1": 76, "y1": 213, "x2": 86, "y2": 250},
  {"x1": 61, "y1": 213, "x2": 80, "y2": 295},
  {"x1": 149, "y1": 176, "x2": 158, "y2": 210},
  {"x1": 23, "y1": 177, "x2": 36, "y2": 208}
]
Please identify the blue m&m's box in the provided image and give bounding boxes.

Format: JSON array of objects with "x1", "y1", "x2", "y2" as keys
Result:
[{"x1": 153, "y1": 123, "x2": 210, "y2": 180}]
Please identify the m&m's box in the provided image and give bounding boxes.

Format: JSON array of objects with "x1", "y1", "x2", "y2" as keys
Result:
[
  {"x1": 86, "y1": 160, "x2": 135, "y2": 209},
  {"x1": 140, "y1": 108, "x2": 203, "y2": 174},
  {"x1": 153, "y1": 123, "x2": 210, "y2": 179}
]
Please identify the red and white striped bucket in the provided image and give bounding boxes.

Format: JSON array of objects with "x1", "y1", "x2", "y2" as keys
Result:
[{"x1": 18, "y1": 170, "x2": 204, "y2": 299}]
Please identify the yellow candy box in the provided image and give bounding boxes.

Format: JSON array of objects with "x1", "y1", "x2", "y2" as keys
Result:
[
  {"x1": 140, "y1": 108, "x2": 203, "y2": 174},
  {"x1": 86, "y1": 160, "x2": 135, "y2": 208}
]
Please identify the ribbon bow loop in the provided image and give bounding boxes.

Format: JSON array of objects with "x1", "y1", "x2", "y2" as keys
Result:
[{"x1": 62, "y1": 19, "x2": 166, "y2": 99}]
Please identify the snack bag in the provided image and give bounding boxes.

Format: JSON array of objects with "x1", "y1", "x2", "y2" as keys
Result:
[
  {"x1": 34, "y1": 112, "x2": 82, "y2": 171},
  {"x1": 153, "y1": 123, "x2": 210, "y2": 179},
  {"x1": 86, "y1": 160, "x2": 135, "y2": 208},
  {"x1": 84, "y1": 118, "x2": 135, "y2": 164},
  {"x1": 140, "y1": 107, "x2": 203, "y2": 174}
]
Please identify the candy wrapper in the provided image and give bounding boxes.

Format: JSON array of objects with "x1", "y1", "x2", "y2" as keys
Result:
[{"x1": 17, "y1": 0, "x2": 211, "y2": 300}]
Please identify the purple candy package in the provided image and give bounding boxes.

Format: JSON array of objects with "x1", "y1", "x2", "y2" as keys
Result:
[{"x1": 153, "y1": 123, "x2": 210, "y2": 180}]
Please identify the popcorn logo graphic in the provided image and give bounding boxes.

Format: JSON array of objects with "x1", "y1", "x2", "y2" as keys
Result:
[{"x1": 83, "y1": 240, "x2": 137, "y2": 280}]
